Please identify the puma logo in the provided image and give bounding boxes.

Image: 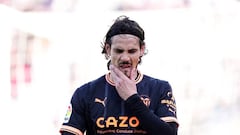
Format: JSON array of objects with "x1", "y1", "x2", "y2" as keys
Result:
[{"x1": 95, "y1": 97, "x2": 107, "y2": 107}]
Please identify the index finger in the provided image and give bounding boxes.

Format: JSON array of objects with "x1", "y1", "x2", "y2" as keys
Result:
[{"x1": 110, "y1": 65, "x2": 129, "y2": 80}]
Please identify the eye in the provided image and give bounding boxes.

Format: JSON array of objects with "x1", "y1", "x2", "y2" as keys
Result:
[
  {"x1": 114, "y1": 48, "x2": 124, "y2": 54},
  {"x1": 128, "y1": 49, "x2": 137, "y2": 54}
]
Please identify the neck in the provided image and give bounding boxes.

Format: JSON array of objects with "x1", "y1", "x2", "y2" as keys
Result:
[{"x1": 109, "y1": 70, "x2": 139, "y2": 82}]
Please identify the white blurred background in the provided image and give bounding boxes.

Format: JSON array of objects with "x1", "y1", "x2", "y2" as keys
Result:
[{"x1": 0, "y1": 0, "x2": 240, "y2": 135}]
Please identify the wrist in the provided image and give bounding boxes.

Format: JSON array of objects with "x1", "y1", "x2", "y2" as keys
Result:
[{"x1": 125, "y1": 93, "x2": 139, "y2": 102}]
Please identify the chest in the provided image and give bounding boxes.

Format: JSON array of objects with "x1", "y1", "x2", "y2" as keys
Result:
[{"x1": 87, "y1": 83, "x2": 158, "y2": 125}]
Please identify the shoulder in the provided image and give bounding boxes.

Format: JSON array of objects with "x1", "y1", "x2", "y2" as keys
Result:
[
  {"x1": 139, "y1": 74, "x2": 173, "y2": 96},
  {"x1": 142, "y1": 74, "x2": 171, "y2": 87},
  {"x1": 73, "y1": 75, "x2": 106, "y2": 96}
]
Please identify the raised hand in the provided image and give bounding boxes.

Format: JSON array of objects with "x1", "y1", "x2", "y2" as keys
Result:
[{"x1": 109, "y1": 65, "x2": 138, "y2": 100}]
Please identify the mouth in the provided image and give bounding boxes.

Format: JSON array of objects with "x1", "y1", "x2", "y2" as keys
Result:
[
  {"x1": 119, "y1": 63, "x2": 132, "y2": 69},
  {"x1": 118, "y1": 63, "x2": 132, "y2": 77}
]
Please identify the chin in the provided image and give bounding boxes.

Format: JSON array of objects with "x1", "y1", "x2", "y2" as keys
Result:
[
  {"x1": 123, "y1": 71, "x2": 131, "y2": 78},
  {"x1": 119, "y1": 67, "x2": 131, "y2": 77}
]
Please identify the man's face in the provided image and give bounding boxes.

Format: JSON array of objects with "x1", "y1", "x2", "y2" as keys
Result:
[{"x1": 106, "y1": 34, "x2": 145, "y2": 78}]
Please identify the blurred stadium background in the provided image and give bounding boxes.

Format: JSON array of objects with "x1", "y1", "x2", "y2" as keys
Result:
[{"x1": 0, "y1": 0, "x2": 240, "y2": 135}]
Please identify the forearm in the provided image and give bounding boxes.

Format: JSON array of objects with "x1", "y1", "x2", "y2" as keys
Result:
[
  {"x1": 61, "y1": 131, "x2": 75, "y2": 135},
  {"x1": 125, "y1": 94, "x2": 178, "y2": 135}
]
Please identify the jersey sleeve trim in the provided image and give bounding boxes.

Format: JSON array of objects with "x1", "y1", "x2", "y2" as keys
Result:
[
  {"x1": 60, "y1": 125, "x2": 83, "y2": 135},
  {"x1": 160, "y1": 116, "x2": 179, "y2": 127}
]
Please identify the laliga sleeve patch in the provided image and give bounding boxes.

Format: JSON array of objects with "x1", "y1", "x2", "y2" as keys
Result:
[{"x1": 63, "y1": 104, "x2": 72, "y2": 123}]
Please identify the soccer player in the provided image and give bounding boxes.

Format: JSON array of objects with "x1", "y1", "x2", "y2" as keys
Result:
[{"x1": 60, "y1": 15, "x2": 178, "y2": 135}]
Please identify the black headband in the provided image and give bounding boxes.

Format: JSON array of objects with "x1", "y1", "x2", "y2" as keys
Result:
[
  {"x1": 106, "y1": 27, "x2": 144, "y2": 41},
  {"x1": 105, "y1": 17, "x2": 145, "y2": 41}
]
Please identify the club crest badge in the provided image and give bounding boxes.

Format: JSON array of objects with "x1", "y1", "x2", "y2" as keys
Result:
[{"x1": 140, "y1": 95, "x2": 151, "y2": 107}]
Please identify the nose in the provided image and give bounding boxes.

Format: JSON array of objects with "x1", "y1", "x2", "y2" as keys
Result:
[{"x1": 120, "y1": 53, "x2": 130, "y2": 61}]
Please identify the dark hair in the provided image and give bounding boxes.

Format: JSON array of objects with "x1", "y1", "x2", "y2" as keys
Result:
[{"x1": 101, "y1": 15, "x2": 147, "y2": 69}]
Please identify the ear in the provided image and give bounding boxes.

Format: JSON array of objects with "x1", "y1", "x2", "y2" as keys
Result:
[
  {"x1": 140, "y1": 44, "x2": 145, "y2": 56},
  {"x1": 105, "y1": 44, "x2": 111, "y2": 56}
]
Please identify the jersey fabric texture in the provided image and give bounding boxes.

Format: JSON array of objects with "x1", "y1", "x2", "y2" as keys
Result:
[{"x1": 60, "y1": 72, "x2": 178, "y2": 135}]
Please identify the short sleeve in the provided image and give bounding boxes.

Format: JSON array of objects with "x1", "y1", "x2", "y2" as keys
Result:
[
  {"x1": 60, "y1": 86, "x2": 87, "y2": 135},
  {"x1": 156, "y1": 82, "x2": 178, "y2": 125}
]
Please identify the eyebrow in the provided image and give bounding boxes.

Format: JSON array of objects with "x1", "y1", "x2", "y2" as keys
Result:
[{"x1": 113, "y1": 48, "x2": 138, "y2": 53}]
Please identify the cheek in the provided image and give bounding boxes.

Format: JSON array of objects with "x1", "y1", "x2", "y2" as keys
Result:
[
  {"x1": 132, "y1": 57, "x2": 139, "y2": 65},
  {"x1": 110, "y1": 55, "x2": 118, "y2": 64}
]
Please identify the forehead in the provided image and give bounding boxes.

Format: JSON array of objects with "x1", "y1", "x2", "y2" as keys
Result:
[{"x1": 111, "y1": 34, "x2": 140, "y2": 46}]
